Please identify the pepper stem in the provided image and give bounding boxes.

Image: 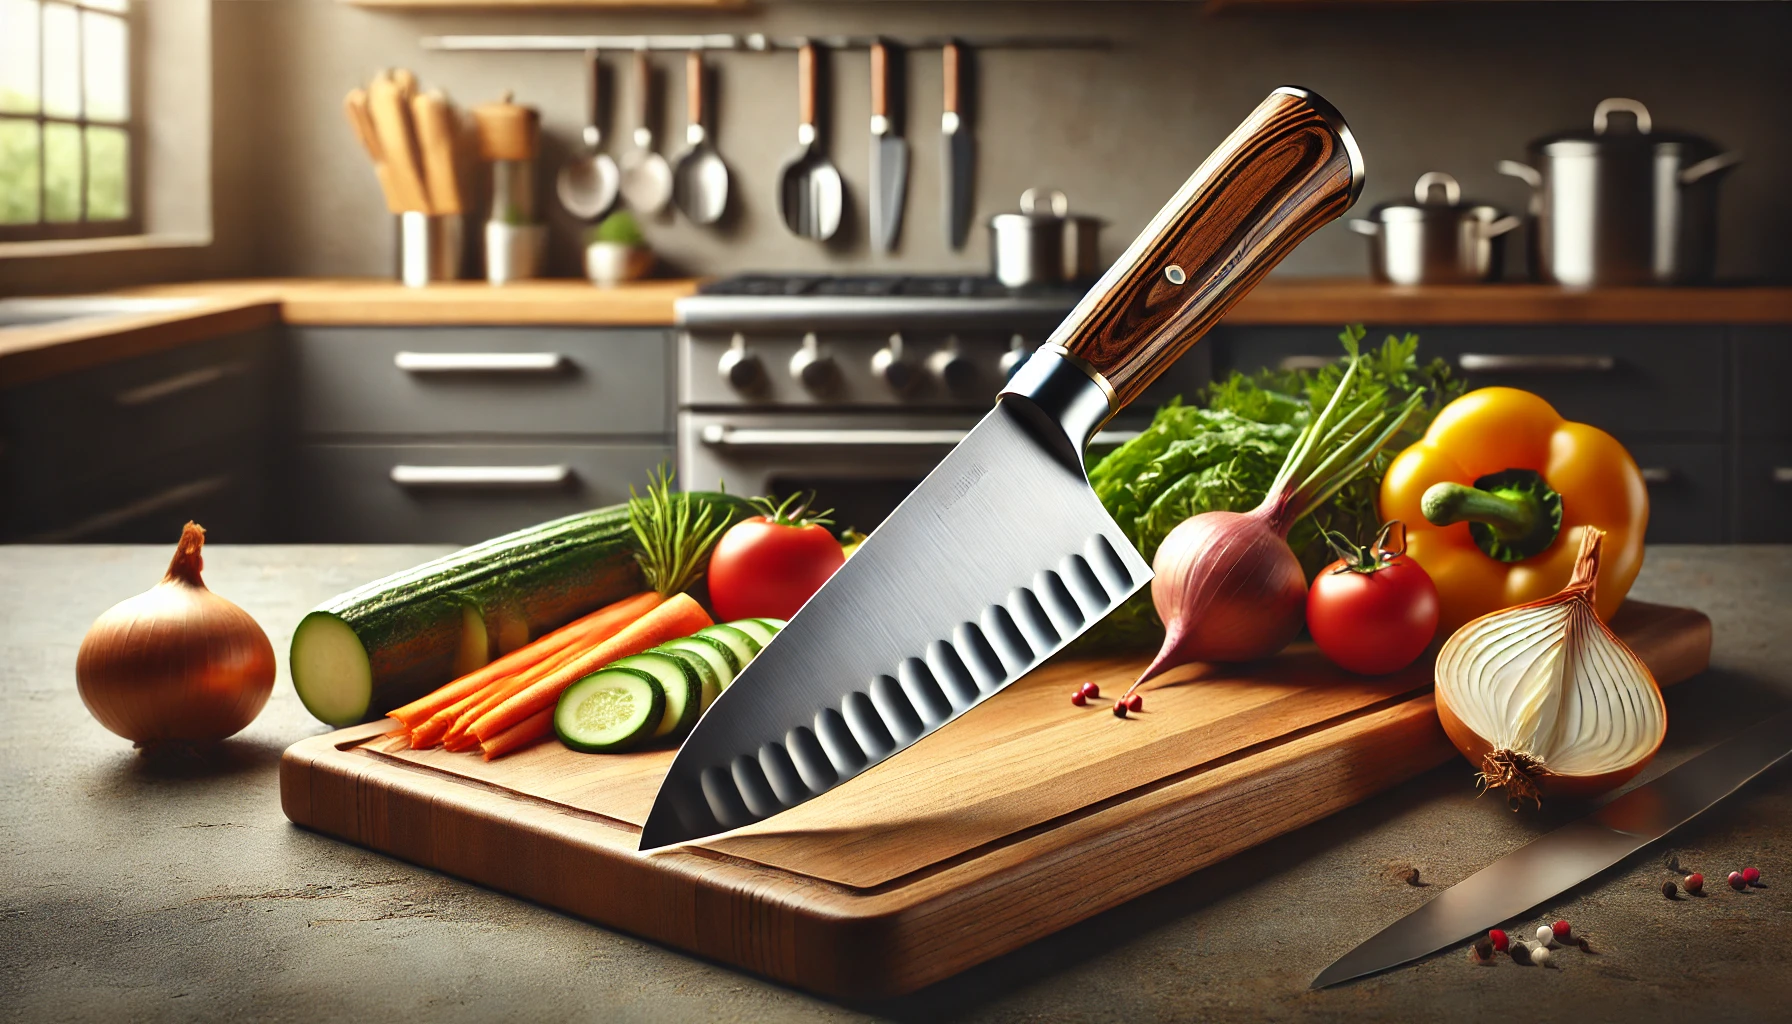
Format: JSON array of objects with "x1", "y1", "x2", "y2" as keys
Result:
[
  {"x1": 1419, "y1": 468, "x2": 1563, "y2": 563},
  {"x1": 164, "y1": 521, "x2": 207, "y2": 586}
]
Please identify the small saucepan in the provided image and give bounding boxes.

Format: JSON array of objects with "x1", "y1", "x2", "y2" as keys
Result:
[
  {"x1": 1349, "y1": 172, "x2": 1521, "y2": 285},
  {"x1": 989, "y1": 188, "x2": 1104, "y2": 287}
]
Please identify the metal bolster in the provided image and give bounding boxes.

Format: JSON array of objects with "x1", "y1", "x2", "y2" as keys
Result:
[{"x1": 997, "y1": 343, "x2": 1117, "y2": 456}]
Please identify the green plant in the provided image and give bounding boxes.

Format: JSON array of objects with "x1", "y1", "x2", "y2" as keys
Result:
[{"x1": 588, "y1": 210, "x2": 646, "y2": 247}]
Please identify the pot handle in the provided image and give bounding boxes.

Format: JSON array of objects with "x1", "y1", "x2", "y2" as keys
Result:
[
  {"x1": 1019, "y1": 187, "x2": 1070, "y2": 217},
  {"x1": 1479, "y1": 215, "x2": 1523, "y2": 239},
  {"x1": 1679, "y1": 151, "x2": 1743, "y2": 185},
  {"x1": 1593, "y1": 97, "x2": 1652, "y2": 135},
  {"x1": 1497, "y1": 160, "x2": 1542, "y2": 189},
  {"x1": 1348, "y1": 219, "x2": 1379, "y2": 236},
  {"x1": 1414, "y1": 171, "x2": 1461, "y2": 206}
]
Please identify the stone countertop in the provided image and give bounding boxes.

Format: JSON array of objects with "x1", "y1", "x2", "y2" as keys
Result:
[{"x1": 3, "y1": 543, "x2": 1789, "y2": 1023}]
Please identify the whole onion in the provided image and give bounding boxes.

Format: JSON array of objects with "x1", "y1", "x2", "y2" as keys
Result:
[{"x1": 76, "y1": 522, "x2": 275, "y2": 749}]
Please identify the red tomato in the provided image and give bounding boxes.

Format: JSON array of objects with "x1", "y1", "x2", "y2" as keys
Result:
[
  {"x1": 1307, "y1": 552, "x2": 1440, "y2": 676},
  {"x1": 707, "y1": 513, "x2": 846, "y2": 622}
]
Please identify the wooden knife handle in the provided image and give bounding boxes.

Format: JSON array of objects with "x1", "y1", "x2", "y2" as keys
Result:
[
  {"x1": 798, "y1": 42, "x2": 818, "y2": 129},
  {"x1": 871, "y1": 40, "x2": 889, "y2": 119},
  {"x1": 686, "y1": 51, "x2": 705, "y2": 127},
  {"x1": 1054, "y1": 87, "x2": 1363, "y2": 409},
  {"x1": 942, "y1": 41, "x2": 961, "y2": 116}
]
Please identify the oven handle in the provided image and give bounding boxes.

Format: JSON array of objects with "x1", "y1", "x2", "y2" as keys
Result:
[{"x1": 697, "y1": 425, "x2": 1142, "y2": 447}]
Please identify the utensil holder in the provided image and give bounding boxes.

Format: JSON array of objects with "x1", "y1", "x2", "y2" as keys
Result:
[
  {"x1": 485, "y1": 221, "x2": 547, "y2": 285},
  {"x1": 398, "y1": 212, "x2": 464, "y2": 287}
]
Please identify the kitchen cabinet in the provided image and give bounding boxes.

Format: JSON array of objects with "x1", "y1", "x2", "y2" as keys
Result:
[
  {"x1": 0, "y1": 329, "x2": 278, "y2": 542},
  {"x1": 287, "y1": 326, "x2": 673, "y2": 544}
]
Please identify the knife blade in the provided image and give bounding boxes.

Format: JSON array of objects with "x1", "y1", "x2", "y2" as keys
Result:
[
  {"x1": 941, "y1": 40, "x2": 975, "y2": 251},
  {"x1": 642, "y1": 87, "x2": 1365, "y2": 852},
  {"x1": 869, "y1": 39, "x2": 909, "y2": 252},
  {"x1": 1311, "y1": 708, "x2": 1792, "y2": 989}
]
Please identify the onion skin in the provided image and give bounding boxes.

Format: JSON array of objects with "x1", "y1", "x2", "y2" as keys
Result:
[
  {"x1": 1139, "y1": 506, "x2": 1308, "y2": 682},
  {"x1": 1435, "y1": 687, "x2": 1656, "y2": 803},
  {"x1": 76, "y1": 523, "x2": 276, "y2": 747}
]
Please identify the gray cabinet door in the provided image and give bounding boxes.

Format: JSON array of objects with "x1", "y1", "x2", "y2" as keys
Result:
[
  {"x1": 1734, "y1": 328, "x2": 1792, "y2": 438},
  {"x1": 292, "y1": 327, "x2": 671, "y2": 437},
  {"x1": 293, "y1": 443, "x2": 673, "y2": 543},
  {"x1": 1626, "y1": 442, "x2": 1726, "y2": 544},
  {"x1": 1735, "y1": 442, "x2": 1792, "y2": 543}
]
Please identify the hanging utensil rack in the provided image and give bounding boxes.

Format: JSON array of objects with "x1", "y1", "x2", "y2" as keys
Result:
[{"x1": 421, "y1": 33, "x2": 1110, "y2": 53}]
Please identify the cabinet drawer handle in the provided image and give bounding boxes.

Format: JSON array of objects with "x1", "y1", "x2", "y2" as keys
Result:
[
  {"x1": 394, "y1": 351, "x2": 568, "y2": 374},
  {"x1": 1457, "y1": 353, "x2": 1616, "y2": 374},
  {"x1": 389, "y1": 464, "x2": 573, "y2": 488},
  {"x1": 113, "y1": 361, "x2": 245, "y2": 406},
  {"x1": 1639, "y1": 467, "x2": 1674, "y2": 485},
  {"x1": 698, "y1": 426, "x2": 1141, "y2": 448},
  {"x1": 1773, "y1": 467, "x2": 1792, "y2": 485}
]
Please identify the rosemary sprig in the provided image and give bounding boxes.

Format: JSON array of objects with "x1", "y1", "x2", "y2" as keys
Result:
[{"x1": 628, "y1": 466, "x2": 733, "y2": 596}]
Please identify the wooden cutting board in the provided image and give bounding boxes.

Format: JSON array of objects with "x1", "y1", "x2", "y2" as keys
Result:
[{"x1": 281, "y1": 600, "x2": 1710, "y2": 998}]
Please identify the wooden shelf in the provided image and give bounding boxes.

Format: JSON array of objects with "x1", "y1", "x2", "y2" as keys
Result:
[
  {"x1": 1224, "y1": 280, "x2": 1792, "y2": 326},
  {"x1": 341, "y1": 0, "x2": 747, "y2": 9}
]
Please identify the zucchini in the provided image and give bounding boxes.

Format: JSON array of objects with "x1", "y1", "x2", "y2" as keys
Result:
[
  {"x1": 554, "y1": 668, "x2": 664, "y2": 753},
  {"x1": 291, "y1": 493, "x2": 754, "y2": 726},
  {"x1": 696, "y1": 624, "x2": 761, "y2": 670},
  {"x1": 660, "y1": 636, "x2": 737, "y2": 693},
  {"x1": 655, "y1": 645, "x2": 723, "y2": 714},
  {"x1": 610, "y1": 653, "x2": 702, "y2": 740},
  {"x1": 728, "y1": 618, "x2": 783, "y2": 648}
]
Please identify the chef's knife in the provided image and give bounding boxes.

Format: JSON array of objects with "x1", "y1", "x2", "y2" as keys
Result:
[
  {"x1": 941, "y1": 40, "x2": 975, "y2": 251},
  {"x1": 869, "y1": 39, "x2": 909, "y2": 252},
  {"x1": 641, "y1": 87, "x2": 1365, "y2": 852},
  {"x1": 1311, "y1": 708, "x2": 1792, "y2": 989}
]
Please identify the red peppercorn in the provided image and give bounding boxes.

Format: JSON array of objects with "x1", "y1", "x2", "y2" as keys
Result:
[
  {"x1": 1488, "y1": 928, "x2": 1509, "y2": 952},
  {"x1": 1127, "y1": 694, "x2": 1143, "y2": 713},
  {"x1": 1743, "y1": 866, "x2": 1762, "y2": 886},
  {"x1": 1112, "y1": 700, "x2": 1128, "y2": 718},
  {"x1": 1081, "y1": 682, "x2": 1100, "y2": 699},
  {"x1": 1728, "y1": 871, "x2": 1747, "y2": 891},
  {"x1": 1552, "y1": 920, "x2": 1572, "y2": 942},
  {"x1": 1071, "y1": 691, "x2": 1087, "y2": 707},
  {"x1": 1663, "y1": 880, "x2": 1679, "y2": 900},
  {"x1": 1685, "y1": 873, "x2": 1705, "y2": 895}
]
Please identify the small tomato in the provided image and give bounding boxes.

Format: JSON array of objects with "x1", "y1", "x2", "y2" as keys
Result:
[
  {"x1": 1307, "y1": 522, "x2": 1440, "y2": 676},
  {"x1": 707, "y1": 495, "x2": 847, "y2": 622}
]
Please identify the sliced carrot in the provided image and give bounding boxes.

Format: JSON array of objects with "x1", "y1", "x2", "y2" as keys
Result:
[
  {"x1": 409, "y1": 686, "x2": 492, "y2": 749},
  {"x1": 387, "y1": 591, "x2": 662, "y2": 726},
  {"x1": 440, "y1": 641, "x2": 585, "y2": 746},
  {"x1": 480, "y1": 708, "x2": 555, "y2": 761},
  {"x1": 472, "y1": 593, "x2": 713, "y2": 744}
]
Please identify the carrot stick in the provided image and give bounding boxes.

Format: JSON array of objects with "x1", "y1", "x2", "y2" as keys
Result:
[
  {"x1": 409, "y1": 686, "x2": 493, "y2": 749},
  {"x1": 472, "y1": 593, "x2": 713, "y2": 743},
  {"x1": 480, "y1": 708, "x2": 555, "y2": 761},
  {"x1": 387, "y1": 591, "x2": 663, "y2": 726},
  {"x1": 440, "y1": 640, "x2": 588, "y2": 746}
]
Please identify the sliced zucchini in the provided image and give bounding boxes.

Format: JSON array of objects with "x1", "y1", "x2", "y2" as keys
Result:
[
  {"x1": 696, "y1": 624, "x2": 761, "y2": 669},
  {"x1": 609, "y1": 652, "x2": 702, "y2": 740},
  {"x1": 655, "y1": 645, "x2": 723, "y2": 714},
  {"x1": 662, "y1": 635, "x2": 737, "y2": 686},
  {"x1": 554, "y1": 668, "x2": 664, "y2": 754},
  {"x1": 726, "y1": 618, "x2": 783, "y2": 648}
]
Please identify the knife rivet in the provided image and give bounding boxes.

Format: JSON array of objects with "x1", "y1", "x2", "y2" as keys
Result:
[{"x1": 1164, "y1": 265, "x2": 1187, "y2": 285}]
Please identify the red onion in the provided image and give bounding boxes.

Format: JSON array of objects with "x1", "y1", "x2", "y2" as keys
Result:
[{"x1": 1131, "y1": 356, "x2": 1424, "y2": 690}]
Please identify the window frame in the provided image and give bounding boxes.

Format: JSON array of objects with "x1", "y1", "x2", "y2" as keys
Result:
[{"x1": 0, "y1": 0, "x2": 144, "y2": 242}]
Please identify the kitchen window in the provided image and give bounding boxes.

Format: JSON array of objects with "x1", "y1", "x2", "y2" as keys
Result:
[{"x1": 0, "y1": 0, "x2": 140, "y2": 241}]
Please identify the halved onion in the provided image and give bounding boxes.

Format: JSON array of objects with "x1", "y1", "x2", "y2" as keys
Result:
[{"x1": 1434, "y1": 527, "x2": 1664, "y2": 805}]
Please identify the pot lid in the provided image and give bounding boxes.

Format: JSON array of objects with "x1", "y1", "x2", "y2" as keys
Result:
[
  {"x1": 1367, "y1": 172, "x2": 1506, "y2": 222},
  {"x1": 991, "y1": 188, "x2": 1103, "y2": 227},
  {"x1": 1530, "y1": 97, "x2": 1719, "y2": 157}
]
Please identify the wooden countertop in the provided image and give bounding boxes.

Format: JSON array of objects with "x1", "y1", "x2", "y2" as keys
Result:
[{"x1": 5, "y1": 277, "x2": 1790, "y2": 388}]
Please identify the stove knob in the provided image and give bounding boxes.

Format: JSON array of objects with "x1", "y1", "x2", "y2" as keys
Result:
[
  {"x1": 927, "y1": 336, "x2": 978, "y2": 396},
  {"x1": 999, "y1": 335, "x2": 1033, "y2": 380},
  {"x1": 717, "y1": 333, "x2": 767, "y2": 395},
  {"x1": 789, "y1": 333, "x2": 840, "y2": 396},
  {"x1": 871, "y1": 333, "x2": 921, "y2": 396}
]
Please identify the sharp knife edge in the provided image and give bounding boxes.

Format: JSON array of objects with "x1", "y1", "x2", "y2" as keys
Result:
[{"x1": 1311, "y1": 708, "x2": 1792, "y2": 988}]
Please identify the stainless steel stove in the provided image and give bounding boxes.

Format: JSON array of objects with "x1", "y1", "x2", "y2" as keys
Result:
[{"x1": 675, "y1": 274, "x2": 1206, "y2": 532}]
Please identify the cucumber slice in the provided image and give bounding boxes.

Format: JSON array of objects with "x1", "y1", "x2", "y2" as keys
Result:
[
  {"x1": 696, "y1": 624, "x2": 761, "y2": 669},
  {"x1": 662, "y1": 635, "x2": 737, "y2": 693},
  {"x1": 554, "y1": 668, "x2": 664, "y2": 754},
  {"x1": 655, "y1": 645, "x2": 723, "y2": 714},
  {"x1": 610, "y1": 652, "x2": 702, "y2": 739},
  {"x1": 727, "y1": 618, "x2": 782, "y2": 648}
]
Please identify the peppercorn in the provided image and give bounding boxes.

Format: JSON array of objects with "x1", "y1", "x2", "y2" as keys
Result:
[
  {"x1": 1535, "y1": 924, "x2": 1556, "y2": 947},
  {"x1": 1112, "y1": 700, "x2": 1128, "y2": 718},
  {"x1": 1532, "y1": 945, "x2": 1553, "y2": 969},
  {"x1": 1473, "y1": 937, "x2": 1494, "y2": 963},
  {"x1": 1070, "y1": 690, "x2": 1087, "y2": 707},
  {"x1": 1552, "y1": 920, "x2": 1572, "y2": 942},
  {"x1": 1488, "y1": 928, "x2": 1509, "y2": 952},
  {"x1": 1081, "y1": 682, "x2": 1100, "y2": 699},
  {"x1": 1685, "y1": 873, "x2": 1705, "y2": 895},
  {"x1": 1662, "y1": 880, "x2": 1679, "y2": 900},
  {"x1": 1743, "y1": 866, "x2": 1762, "y2": 886},
  {"x1": 1729, "y1": 871, "x2": 1747, "y2": 891},
  {"x1": 1509, "y1": 942, "x2": 1533, "y2": 965},
  {"x1": 1127, "y1": 694, "x2": 1143, "y2": 713}
]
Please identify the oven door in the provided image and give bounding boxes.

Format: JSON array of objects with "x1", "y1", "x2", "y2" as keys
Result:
[{"x1": 679, "y1": 410, "x2": 1142, "y2": 534}]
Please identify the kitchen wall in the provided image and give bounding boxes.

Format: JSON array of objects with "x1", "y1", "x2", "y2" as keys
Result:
[{"x1": 30, "y1": 1, "x2": 1792, "y2": 288}]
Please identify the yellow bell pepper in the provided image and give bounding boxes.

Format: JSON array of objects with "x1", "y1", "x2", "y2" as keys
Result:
[{"x1": 1379, "y1": 387, "x2": 1648, "y2": 634}]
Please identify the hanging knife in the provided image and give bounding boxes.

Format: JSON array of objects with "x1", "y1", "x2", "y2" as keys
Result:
[
  {"x1": 641, "y1": 87, "x2": 1366, "y2": 851},
  {"x1": 941, "y1": 40, "x2": 975, "y2": 251},
  {"x1": 869, "y1": 39, "x2": 909, "y2": 252},
  {"x1": 1312, "y1": 708, "x2": 1792, "y2": 988}
]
